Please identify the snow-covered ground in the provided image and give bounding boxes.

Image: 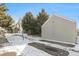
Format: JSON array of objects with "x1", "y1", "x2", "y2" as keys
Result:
[{"x1": 0, "y1": 33, "x2": 79, "y2": 56}]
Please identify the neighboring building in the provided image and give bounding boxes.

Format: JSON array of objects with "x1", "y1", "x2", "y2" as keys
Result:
[
  {"x1": 42, "y1": 15, "x2": 77, "y2": 44},
  {"x1": 12, "y1": 20, "x2": 22, "y2": 33}
]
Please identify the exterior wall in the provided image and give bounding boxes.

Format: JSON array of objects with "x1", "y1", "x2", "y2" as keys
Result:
[{"x1": 42, "y1": 15, "x2": 77, "y2": 44}]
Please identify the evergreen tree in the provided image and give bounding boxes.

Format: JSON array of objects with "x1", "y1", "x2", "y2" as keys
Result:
[
  {"x1": 37, "y1": 9, "x2": 49, "y2": 25},
  {"x1": 0, "y1": 3, "x2": 13, "y2": 32},
  {"x1": 22, "y1": 12, "x2": 38, "y2": 35},
  {"x1": 37, "y1": 9, "x2": 49, "y2": 35},
  {"x1": 22, "y1": 9, "x2": 49, "y2": 36}
]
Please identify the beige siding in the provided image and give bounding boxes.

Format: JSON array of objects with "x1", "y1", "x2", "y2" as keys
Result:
[{"x1": 42, "y1": 15, "x2": 77, "y2": 44}]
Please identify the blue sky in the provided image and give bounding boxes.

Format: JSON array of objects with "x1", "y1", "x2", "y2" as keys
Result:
[{"x1": 6, "y1": 3, "x2": 79, "y2": 29}]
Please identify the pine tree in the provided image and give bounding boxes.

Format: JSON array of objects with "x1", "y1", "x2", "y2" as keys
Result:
[
  {"x1": 0, "y1": 3, "x2": 13, "y2": 32},
  {"x1": 22, "y1": 12, "x2": 38, "y2": 35},
  {"x1": 37, "y1": 9, "x2": 49, "y2": 36},
  {"x1": 37, "y1": 9, "x2": 49, "y2": 25}
]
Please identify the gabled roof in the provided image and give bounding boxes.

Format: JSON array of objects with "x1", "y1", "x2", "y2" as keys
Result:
[
  {"x1": 42, "y1": 14, "x2": 76, "y2": 27},
  {"x1": 51, "y1": 14, "x2": 76, "y2": 23}
]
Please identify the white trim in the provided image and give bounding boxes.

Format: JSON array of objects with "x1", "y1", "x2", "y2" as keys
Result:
[{"x1": 42, "y1": 14, "x2": 76, "y2": 28}]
